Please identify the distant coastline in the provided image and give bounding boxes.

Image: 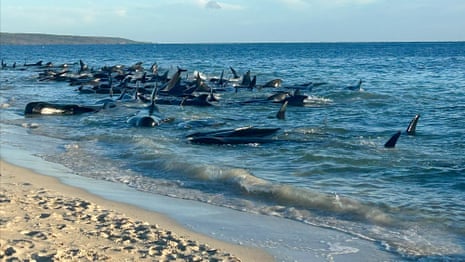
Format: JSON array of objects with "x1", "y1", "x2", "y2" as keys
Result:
[
  {"x1": 1, "y1": 32, "x2": 462, "y2": 46},
  {"x1": 0, "y1": 32, "x2": 146, "y2": 45}
]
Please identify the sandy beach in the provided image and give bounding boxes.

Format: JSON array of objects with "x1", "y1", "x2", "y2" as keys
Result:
[{"x1": 0, "y1": 160, "x2": 273, "y2": 261}]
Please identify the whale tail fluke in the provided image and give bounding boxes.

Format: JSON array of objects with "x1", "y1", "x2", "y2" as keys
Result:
[
  {"x1": 406, "y1": 114, "x2": 420, "y2": 135},
  {"x1": 384, "y1": 131, "x2": 401, "y2": 148}
]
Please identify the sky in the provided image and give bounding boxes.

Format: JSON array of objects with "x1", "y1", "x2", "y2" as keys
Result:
[{"x1": 1, "y1": 0, "x2": 464, "y2": 43}]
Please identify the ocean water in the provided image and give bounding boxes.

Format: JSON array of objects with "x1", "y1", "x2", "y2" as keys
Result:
[{"x1": 1, "y1": 42, "x2": 464, "y2": 260}]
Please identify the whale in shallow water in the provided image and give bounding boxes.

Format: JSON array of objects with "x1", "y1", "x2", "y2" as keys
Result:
[
  {"x1": 347, "y1": 79, "x2": 363, "y2": 91},
  {"x1": 180, "y1": 94, "x2": 214, "y2": 106},
  {"x1": 187, "y1": 126, "x2": 280, "y2": 139},
  {"x1": 406, "y1": 114, "x2": 420, "y2": 135},
  {"x1": 24, "y1": 60, "x2": 43, "y2": 67},
  {"x1": 188, "y1": 136, "x2": 276, "y2": 145},
  {"x1": 24, "y1": 102, "x2": 105, "y2": 115},
  {"x1": 384, "y1": 131, "x2": 401, "y2": 148},
  {"x1": 267, "y1": 92, "x2": 290, "y2": 103},
  {"x1": 286, "y1": 94, "x2": 308, "y2": 106},
  {"x1": 230, "y1": 66, "x2": 240, "y2": 79},
  {"x1": 262, "y1": 79, "x2": 283, "y2": 88},
  {"x1": 127, "y1": 85, "x2": 175, "y2": 127},
  {"x1": 154, "y1": 94, "x2": 214, "y2": 107},
  {"x1": 159, "y1": 67, "x2": 187, "y2": 95},
  {"x1": 276, "y1": 101, "x2": 288, "y2": 120},
  {"x1": 383, "y1": 114, "x2": 421, "y2": 147},
  {"x1": 127, "y1": 114, "x2": 161, "y2": 127},
  {"x1": 186, "y1": 126, "x2": 280, "y2": 144}
]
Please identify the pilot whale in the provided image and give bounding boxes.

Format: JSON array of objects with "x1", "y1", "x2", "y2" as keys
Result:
[
  {"x1": 383, "y1": 114, "x2": 421, "y2": 148},
  {"x1": 186, "y1": 126, "x2": 280, "y2": 144},
  {"x1": 347, "y1": 79, "x2": 363, "y2": 91},
  {"x1": 276, "y1": 101, "x2": 288, "y2": 120},
  {"x1": 127, "y1": 113, "x2": 162, "y2": 127},
  {"x1": 384, "y1": 131, "x2": 401, "y2": 148},
  {"x1": 127, "y1": 85, "x2": 175, "y2": 127},
  {"x1": 406, "y1": 114, "x2": 420, "y2": 135},
  {"x1": 24, "y1": 101, "x2": 106, "y2": 115}
]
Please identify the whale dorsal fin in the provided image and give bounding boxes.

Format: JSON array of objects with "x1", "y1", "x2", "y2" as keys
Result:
[
  {"x1": 406, "y1": 114, "x2": 420, "y2": 135},
  {"x1": 276, "y1": 100, "x2": 288, "y2": 120},
  {"x1": 230, "y1": 66, "x2": 239, "y2": 79},
  {"x1": 384, "y1": 131, "x2": 401, "y2": 148}
]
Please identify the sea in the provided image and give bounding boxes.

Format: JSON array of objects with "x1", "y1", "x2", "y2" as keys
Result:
[{"x1": 1, "y1": 42, "x2": 464, "y2": 261}]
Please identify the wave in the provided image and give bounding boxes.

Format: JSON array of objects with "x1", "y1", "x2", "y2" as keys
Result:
[{"x1": 138, "y1": 155, "x2": 394, "y2": 225}]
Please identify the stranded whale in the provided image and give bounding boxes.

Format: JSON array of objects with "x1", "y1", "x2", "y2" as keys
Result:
[
  {"x1": 187, "y1": 126, "x2": 280, "y2": 145},
  {"x1": 24, "y1": 101, "x2": 109, "y2": 115}
]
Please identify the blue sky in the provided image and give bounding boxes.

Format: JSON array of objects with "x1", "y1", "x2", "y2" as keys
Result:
[{"x1": 1, "y1": 0, "x2": 464, "y2": 43}]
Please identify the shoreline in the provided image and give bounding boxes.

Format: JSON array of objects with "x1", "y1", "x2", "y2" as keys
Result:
[
  {"x1": 0, "y1": 160, "x2": 273, "y2": 261},
  {"x1": 0, "y1": 130, "x2": 402, "y2": 261}
]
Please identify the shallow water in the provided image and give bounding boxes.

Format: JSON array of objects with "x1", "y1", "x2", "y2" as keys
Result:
[{"x1": 1, "y1": 42, "x2": 464, "y2": 260}]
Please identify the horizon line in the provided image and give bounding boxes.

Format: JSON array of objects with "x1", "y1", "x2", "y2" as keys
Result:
[
  {"x1": 150, "y1": 40, "x2": 465, "y2": 45},
  {"x1": 2, "y1": 32, "x2": 464, "y2": 45}
]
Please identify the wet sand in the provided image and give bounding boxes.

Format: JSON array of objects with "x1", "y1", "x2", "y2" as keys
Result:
[{"x1": 0, "y1": 160, "x2": 273, "y2": 261}]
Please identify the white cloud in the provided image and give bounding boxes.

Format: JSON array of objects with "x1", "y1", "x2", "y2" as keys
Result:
[
  {"x1": 206, "y1": 0, "x2": 222, "y2": 9},
  {"x1": 196, "y1": 0, "x2": 244, "y2": 10}
]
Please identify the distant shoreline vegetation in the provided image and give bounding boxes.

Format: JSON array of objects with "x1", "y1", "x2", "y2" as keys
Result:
[
  {"x1": 1, "y1": 33, "x2": 463, "y2": 46},
  {"x1": 0, "y1": 32, "x2": 147, "y2": 45}
]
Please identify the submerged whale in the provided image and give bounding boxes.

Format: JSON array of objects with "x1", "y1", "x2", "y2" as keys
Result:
[
  {"x1": 188, "y1": 136, "x2": 277, "y2": 145},
  {"x1": 187, "y1": 126, "x2": 280, "y2": 138},
  {"x1": 187, "y1": 126, "x2": 280, "y2": 144},
  {"x1": 127, "y1": 113, "x2": 162, "y2": 127},
  {"x1": 347, "y1": 79, "x2": 363, "y2": 91}
]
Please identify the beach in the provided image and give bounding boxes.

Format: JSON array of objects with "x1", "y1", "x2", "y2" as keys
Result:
[
  {"x1": 0, "y1": 144, "x2": 405, "y2": 262},
  {"x1": 2, "y1": 42, "x2": 463, "y2": 261},
  {"x1": 0, "y1": 160, "x2": 272, "y2": 261}
]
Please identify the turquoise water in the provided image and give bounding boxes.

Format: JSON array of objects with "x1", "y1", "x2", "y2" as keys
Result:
[{"x1": 1, "y1": 42, "x2": 464, "y2": 260}]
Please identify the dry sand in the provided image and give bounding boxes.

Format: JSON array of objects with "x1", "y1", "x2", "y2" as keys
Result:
[{"x1": 0, "y1": 160, "x2": 273, "y2": 261}]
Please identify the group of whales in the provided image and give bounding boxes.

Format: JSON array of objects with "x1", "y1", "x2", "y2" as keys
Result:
[{"x1": 5, "y1": 59, "x2": 419, "y2": 147}]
